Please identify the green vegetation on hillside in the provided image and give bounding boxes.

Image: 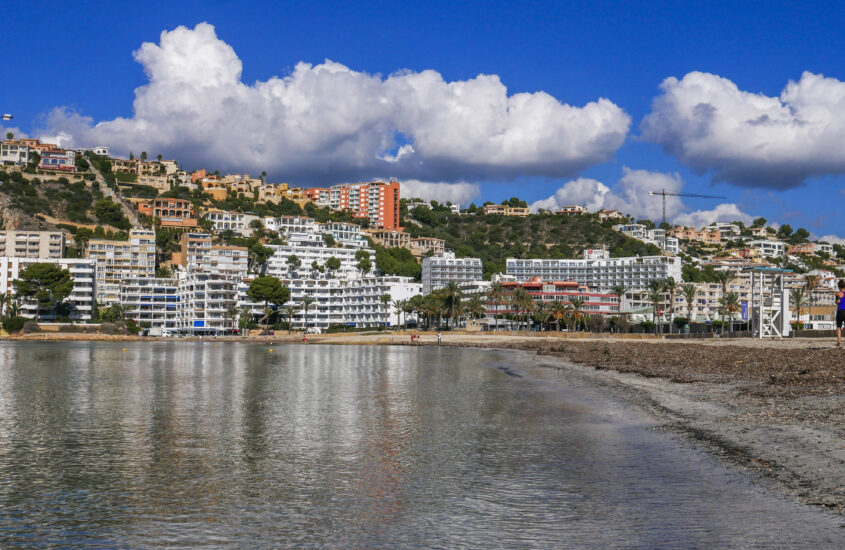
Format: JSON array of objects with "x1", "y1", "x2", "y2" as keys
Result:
[{"x1": 403, "y1": 204, "x2": 661, "y2": 278}]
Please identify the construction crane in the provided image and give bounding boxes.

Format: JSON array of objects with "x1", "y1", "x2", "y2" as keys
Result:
[{"x1": 648, "y1": 189, "x2": 726, "y2": 226}]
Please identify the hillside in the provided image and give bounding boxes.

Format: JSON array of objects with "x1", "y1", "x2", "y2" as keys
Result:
[
  {"x1": 0, "y1": 169, "x2": 131, "y2": 234},
  {"x1": 402, "y1": 202, "x2": 661, "y2": 278}
]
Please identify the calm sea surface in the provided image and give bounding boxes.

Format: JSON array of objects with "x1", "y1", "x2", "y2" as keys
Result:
[{"x1": 0, "y1": 341, "x2": 841, "y2": 548}]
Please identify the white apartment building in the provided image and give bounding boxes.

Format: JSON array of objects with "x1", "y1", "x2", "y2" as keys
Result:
[
  {"x1": 0, "y1": 257, "x2": 96, "y2": 321},
  {"x1": 257, "y1": 275, "x2": 422, "y2": 330},
  {"x1": 177, "y1": 271, "x2": 239, "y2": 334},
  {"x1": 266, "y1": 243, "x2": 375, "y2": 280},
  {"x1": 204, "y1": 209, "x2": 259, "y2": 237},
  {"x1": 120, "y1": 277, "x2": 180, "y2": 332},
  {"x1": 262, "y1": 216, "x2": 317, "y2": 235},
  {"x1": 0, "y1": 141, "x2": 35, "y2": 165},
  {"x1": 613, "y1": 223, "x2": 647, "y2": 239},
  {"x1": 86, "y1": 228, "x2": 156, "y2": 304},
  {"x1": 319, "y1": 222, "x2": 367, "y2": 248},
  {"x1": 704, "y1": 222, "x2": 741, "y2": 236},
  {"x1": 406, "y1": 198, "x2": 460, "y2": 214},
  {"x1": 749, "y1": 240, "x2": 785, "y2": 258},
  {"x1": 0, "y1": 230, "x2": 65, "y2": 258},
  {"x1": 506, "y1": 255, "x2": 682, "y2": 291},
  {"x1": 814, "y1": 243, "x2": 834, "y2": 256},
  {"x1": 613, "y1": 224, "x2": 677, "y2": 254},
  {"x1": 421, "y1": 253, "x2": 483, "y2": 294}
]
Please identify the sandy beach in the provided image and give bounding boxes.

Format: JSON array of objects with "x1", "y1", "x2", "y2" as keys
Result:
[{"x1": 4, "y1": 330, "x2": 845, "y2": 513}]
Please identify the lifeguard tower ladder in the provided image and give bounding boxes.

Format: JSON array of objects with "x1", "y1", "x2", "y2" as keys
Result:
[{"x1": 749, "y1": 267, "x2": 791, "y2": 339}]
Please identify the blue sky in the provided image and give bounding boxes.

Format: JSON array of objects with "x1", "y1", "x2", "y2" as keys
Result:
[{"x1": 4, "y1": 1, "x2": 845, "y2": 238}]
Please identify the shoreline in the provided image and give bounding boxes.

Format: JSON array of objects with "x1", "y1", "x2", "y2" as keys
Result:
[{"x1": 3, "y1": 331, "x2": 844, "y2": 514}]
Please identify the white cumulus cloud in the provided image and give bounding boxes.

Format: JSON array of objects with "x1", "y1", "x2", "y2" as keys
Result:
[
  {"x1": 642, "y1": 71, "x2": 845, "y2": 188},
  {"x1": 531, "y1": 167, "x2": 752, "y2": 227},
  {"x1": 401, "y1": 180, "x2": 481, "y2": 206},
  {"x1": 38, "y1": 22, "x2": 631, "y2": 186}
]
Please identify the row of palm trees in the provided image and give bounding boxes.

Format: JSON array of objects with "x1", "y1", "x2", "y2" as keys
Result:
[
  {"x1": 390, "y1": 281, "x2": 595, "y2": 332},
  {"x1": 613, "y1": 271, "x2": 742, "y2": 334}
]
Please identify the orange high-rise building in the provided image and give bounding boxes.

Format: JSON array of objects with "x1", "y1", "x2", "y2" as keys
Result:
[{"x1": 305, "y1": 180, "x2": 401, "y2": 230}]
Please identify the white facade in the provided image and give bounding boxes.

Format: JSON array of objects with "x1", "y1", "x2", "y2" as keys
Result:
[
  {"x1": 204, "y1": 209, "x2": 259, "y2": 237},
  {"x1": 120, "y1": 277, "x2": 180, "y2": 331},
  {"x1": 749, "y1": 240, "x2": 786, "y2": 258},
  {"x1": 177, "y1": 272, "x2": 238, "y2": 333},
  {"x1": 0, "y1": 230, "x2": 64, "y2": 258},
  {"x1": 0, "y1": 141, "x2": 34, "y2": 165},
  {"x1": 319, "y1": 222, "x2": 368, "y2": 248},
  {"x1": 613, "y1": 223, "x2": 647, "y2": 239},
  {"x1": 262, "y1": 216, "x2": 317, "y2": 235},
  {"x1": 506, "y1": 255, "x2": 682, "y2": 291},
  {"x1": 422, "y1": 255, "x2": 484, "y2": 294},
  {"x1": 267, "y1": 243, "x2": 375, "y2": 280},
  {"x1": 262, "y1": 275, "x2": 422, "y2": 329},
  {"x1": 0, "y1": 257, "x2": 96, "y2": 321},
  {"x1": 87, "y1": 228, "x2": 156, "y2": 304}
]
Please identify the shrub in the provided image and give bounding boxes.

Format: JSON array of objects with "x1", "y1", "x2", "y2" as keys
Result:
[
  {"x1": 22, "y1": 321, "x2": 40, "y2": 334},
  {"x1": 100, "y1": 322, "x2": 116, "y2": 334},
  {"x1": 2, "y1": 317, "x2": 26, "y2": 333}
]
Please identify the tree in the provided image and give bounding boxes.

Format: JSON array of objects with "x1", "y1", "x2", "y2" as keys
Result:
[
  {"x1": 610, "y1": 284, "x2": 629, "y2": 312},
  {"x1": 720, "y1": 291, "x2": 741, "y2": 333},
  {"x1": 393, "y1": 298, "x2": 408, "y2": 330},
  {"x1": 647, "y1": 279, "x2": 665, "y2": 334},
  {"x1": 155, "y1": 266, "x2": 172, "y2": 278},
  {"x1": 283, "y1": 304, "x2": 301, "y2": 335},
  {"x1": 680, "y1": 283, "x2": 698, "y2": 329},
  {"x1": 441, "y1": 282, "x2": 462, "y2": 329},
  {"x1": 5, "y1": 131, "x2": 13, "y2": 140},
  {"x1": 300, "y1": 295, "x2": 316, "y2": 331},
  {"x1": 247, "y1": 276, "x2": 290, "y2": 334},
  {"x1": 547, "y1": 300, "x2": 567, "y2": 331},
  {"x1": 140, "y1": 151, "x2": 148, "y2": 161},
  {"x1": 13, "y1": 263, "x2": 74, "y2": 322},
  {"x1": 249, "y1": 243, "x2": 274, "y2": 274},
  {"x1": 261, "y1": 170, "x2": 267, "y2": 184},
  {"x1": 379, "y1": 293, "x2": 391, "y2": 327},
  {"x1": 355, "y1": 249, "x2": 371, "y2": 276},
  {"x1": 776, "y1": 224, "x2": 793, "y2": 240},
  {"x1": 486, "y1": 281, "x2": 506, "y2": 331},
  {"x1": 662, "y1": 277, "x2": 679, "y2": 334},
  {"x1": 157, "y1": 154, "x2": 163, "y2": 162},
  {"x1": 464, "y1": 295, "x2": 486, "y2": 321},
  {"x1": 325, "y1": 256, "x2": 341, "y2": 278},
  {"x1": 790, "y1": 287, "x2": 807, "y2": 329},
  {"x1": 751, "y1": 217, "x2": 767, "y2": 228},
  {"x1": 712, "y1": 271, "x2": 735, "y2": 335},
  {"x1": 510, "y1": 286, "x2": 534, "y2": 331},
  {"x1": 568, "y1": 296, "x2": 586, "y2": 331},
  {"x1": 225, "y1": 302, "x2": 240, "y2": 332},
  {"x1": 287, "y1": 254, "x2": 302, "y2": 274}
]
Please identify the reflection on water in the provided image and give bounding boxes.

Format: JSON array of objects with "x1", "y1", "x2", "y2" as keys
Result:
[{"x1": 0, "y1": 342, "x2": 841, "y2": 547}]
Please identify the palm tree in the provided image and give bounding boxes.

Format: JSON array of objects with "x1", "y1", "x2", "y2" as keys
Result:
[
  {"x1": 379, "y1": 293, "x2": 392, "y2": 328},
  {"x1": 662, "y1": 277, "x2": 679, "y2": 334},
  {"x1": 720, "y1": 291, "x2": 741, "y2": 333},
  {"x1": 486, "y1": 281, "x2": 506, "y2": 332},
  {"x1": 225, "y1": 302, "x2": 239, "y2": 332},
  {"x1": 392, "y1": 299, "x2": 407, "y2": 330},
  {"x1": 510, "y1": 287, "x2": 534, "y2": 331},
  {"x1": 610, "y1": 284, "x2": 629, "y2": 313},
  {"x1": 805, "y1": 274, "x2": 821, "y2": 312},
  {"x1": 547, "y1": 300, "x2": 567, "y2": 331},
  {"x1": 712, "y1": 271, "x2": 735, "y2": 335},
  {"x1": 568, "y1": 296, "x2": 586, "y2": 331},
  {"x1": 299, "y1": 295, "x2": 316, "y2": 332},
  {"x1": 680, "y1": 283, "x2": 698, "y2": 331},
  {"x1": 790, "y1": 287, "x2": 808, "y2": 330},
  {"x1": 464, "y1": 295, "x2": 486, "y2": 322},
  {"x1": 441, "y1": 282, "x2": 462, "y2": 329},
  {"x1": 647, "y1": 279, "x2": 666, "y2": 334},
  {"x1": 284, "y1": 304, "x2": 301, "y2": 335}
]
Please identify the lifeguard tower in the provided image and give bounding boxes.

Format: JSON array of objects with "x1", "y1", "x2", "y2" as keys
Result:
[{"x1": 748, "y1": 267, "x2": 792, "y2": 338}]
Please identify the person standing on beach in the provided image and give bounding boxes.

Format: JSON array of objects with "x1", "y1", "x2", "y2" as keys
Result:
[
  {"x1": 437, "y1": 332, "x2": 442, "y2": 345},
  {"x1": 836, "y1": 280, "x2": 845, "y2": 345},
  {"x1": 836, "y1": 280, "x2": 845, "y2": 346}
]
